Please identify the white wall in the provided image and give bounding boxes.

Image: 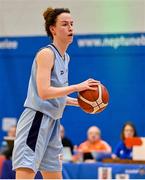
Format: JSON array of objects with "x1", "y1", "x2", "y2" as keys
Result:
[{"x1": 0, "y1": 0, "x2": 145, "y2": 36}]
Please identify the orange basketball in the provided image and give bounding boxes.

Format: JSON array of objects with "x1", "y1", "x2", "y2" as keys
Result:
[{"x1": 77, "y1": 84, "x2": 109, "y2": 114}]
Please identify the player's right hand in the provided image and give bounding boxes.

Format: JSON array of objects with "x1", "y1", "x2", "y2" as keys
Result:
[{"x1": 76, "y1": 78, "x2": 101, "y2": 92}]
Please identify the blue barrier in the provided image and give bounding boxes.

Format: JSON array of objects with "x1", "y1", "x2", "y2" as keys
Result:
[{"x1": 0, "y1": 33, "x2": 145, "y2": 149}]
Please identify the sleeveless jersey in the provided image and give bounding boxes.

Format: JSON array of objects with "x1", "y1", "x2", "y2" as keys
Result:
[{"x1": 24, "y1": 44, "x2": 69, "y2": 120}]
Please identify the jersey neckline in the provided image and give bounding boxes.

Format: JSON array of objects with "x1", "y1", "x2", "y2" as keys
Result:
[{"x1": 50, "y1": 43, "x2": 66, "y2": 61}]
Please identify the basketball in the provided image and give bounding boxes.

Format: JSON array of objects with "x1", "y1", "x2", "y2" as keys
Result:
[{"x1": 77, "y1": 84, "x2": 109, "y2": 114}]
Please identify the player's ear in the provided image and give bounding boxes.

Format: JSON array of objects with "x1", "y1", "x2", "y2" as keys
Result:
[{"x1": 50, "y1": 25, "x2": 56, "y2": 36}]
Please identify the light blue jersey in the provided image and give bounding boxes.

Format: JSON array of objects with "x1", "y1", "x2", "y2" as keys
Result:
[{"x1": 24, "y1": 44, "x2": 70, "y2": 120}]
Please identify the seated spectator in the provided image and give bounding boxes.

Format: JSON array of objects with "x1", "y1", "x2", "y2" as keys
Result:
[
  {"x1": 1, "y1": 125, "x2": 16, "y2": 160},
  {"x1": 7, "y1": 125, "x2": 16, "y2": 138},
  {"x1": 60, "y1": 124, "x2": 73, "y2": 153},
  {"x1": 78, "y1": 126, "x2": 112, "y2": 153},
  {"x1": 112, "y1": 121, "x2": 138, "y2": 159},
  {"x1": 0, "y1": 125, "x2": 16, "y2": 150},
  {"x1": 73, "y1": 126, "x2": 111, "y2": 162}
]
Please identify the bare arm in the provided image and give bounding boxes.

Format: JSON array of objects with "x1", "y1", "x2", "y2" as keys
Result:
[
  {"x1": 66, "y1": 96, "x2": 79, "y2": 106},
  {"x1": 102, "y1": 141, "x2": 112, "y2": 153},
  {"x1": 36, "y1": 48, "x2": 100, "y2": 100}
]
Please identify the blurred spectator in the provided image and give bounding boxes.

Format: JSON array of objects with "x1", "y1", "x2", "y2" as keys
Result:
[
  {"x1": 0, "y1": 126, "x2": 16, "y2": 151},
  {"x1": 78, "y1": 126, "x2": 112, "y2": 153},
  {"x1": 0, "y1": 125, "x2": 16, "y2": 160},
  {"x1": 73, "y1": 126, "x2": 111, "y2": 162},
  {"x1": 112, "y1": 121, "x2": 138, "y2": 159},
  {"x1": 60, "y1": 125, "x2": 73, "y2": 153},
  {"x1": 7, "y1": 126, "x2": 16, "y2": 138}
]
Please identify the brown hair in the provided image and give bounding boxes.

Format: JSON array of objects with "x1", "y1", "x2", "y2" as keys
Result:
[
  {"x1": 121, "y1": 121, "x2": 138, "y2": 141},
  {"x1": 43, "y1": 7, "x2": 70, "y2": 38}
]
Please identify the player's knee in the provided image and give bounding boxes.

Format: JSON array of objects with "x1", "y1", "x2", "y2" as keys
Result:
[
  {"x1": 16, "y1": 167, "x2": 35, "y2": 179},
  {"x1": 41, "y1": 171, "x2": 62, "y2": 179}
]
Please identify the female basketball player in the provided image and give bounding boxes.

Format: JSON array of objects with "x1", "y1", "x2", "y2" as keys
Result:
[{"x1": 12, "y1": 7, "x2": 99, "y2": 179}]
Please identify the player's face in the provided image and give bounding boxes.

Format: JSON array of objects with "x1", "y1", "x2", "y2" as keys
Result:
[
  {"x1": 124, "y1": 125, "x2": 135, "y2": 138},
  {"x1": 52, "y1": 13, "x2": 74, "y2": 44}
]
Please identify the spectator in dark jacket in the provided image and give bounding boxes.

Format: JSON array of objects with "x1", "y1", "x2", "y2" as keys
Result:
[{"x1": 60, "y1": 125, "x2": 73, "y2": 153}]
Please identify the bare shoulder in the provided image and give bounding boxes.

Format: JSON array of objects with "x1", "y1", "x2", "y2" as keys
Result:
[
  {"x1": 36, "y1": 47, "x2": 55, "y2": 67},
  {"x1": 101, "y1": 140, "x2": 110, "y2": 145}
]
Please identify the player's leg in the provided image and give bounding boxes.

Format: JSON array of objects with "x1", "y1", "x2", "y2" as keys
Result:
[
  {"x1": 39, "y1": 119, "x2": 63, "y2": 179},
  {"x1": 12, "y1": 109, "x2": 51, "y2": 179},
  {"x1": 41, "y1": 171, "x2": 62, "y2": 179},
  {"x1": 16, "y1": 168, "x2": 35, "y2": 179}
]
